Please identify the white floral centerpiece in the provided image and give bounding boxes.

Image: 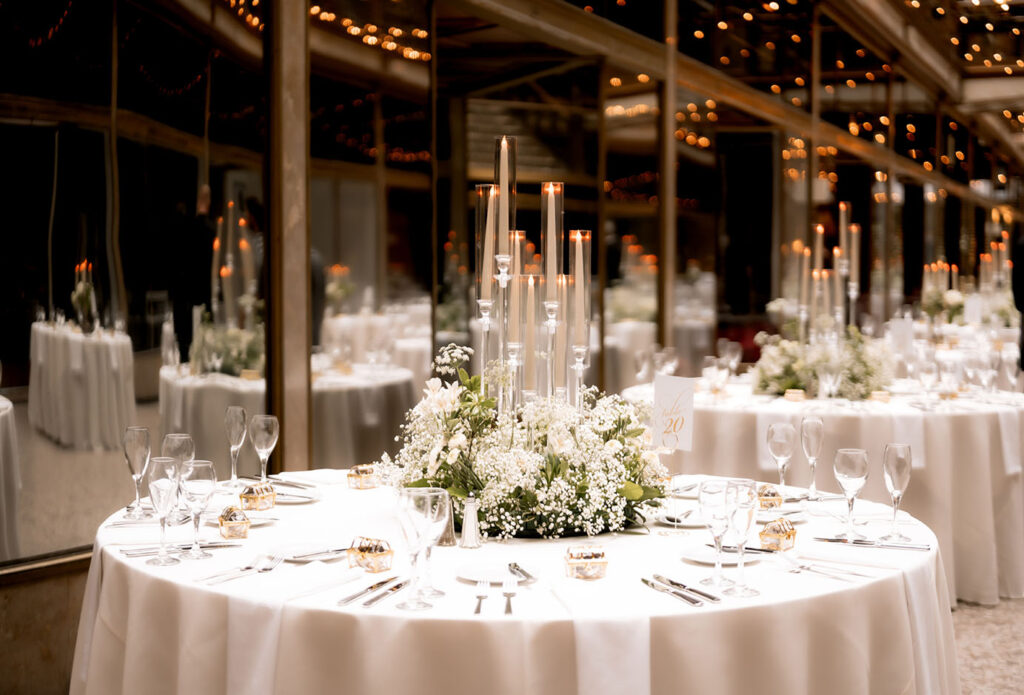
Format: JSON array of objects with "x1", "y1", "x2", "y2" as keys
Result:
[
  {"x1": 990, "y1": 292, "x2": 1021, "y2": 329},
  {"x1": 377, "y1": 344, "x2": 667, "y2": 539},
  {"x1": 922, "y1": 287, "x2": 964, "y2": 324},
  {"x1": 190, "y1": 321, "x2": 266, "y2": 376},
  {"x1": 752, "y1": 327, "x2": 893, "y2": 400}
]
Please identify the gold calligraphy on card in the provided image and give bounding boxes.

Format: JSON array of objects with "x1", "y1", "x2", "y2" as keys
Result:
[{"x1": 653, "y1": 374, "x2": 695, "y2": 452}]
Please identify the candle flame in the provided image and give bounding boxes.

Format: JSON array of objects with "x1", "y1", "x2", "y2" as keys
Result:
[
  {"x1": 803, "y1": 247, "x2": 811, "y2": 257},
  {"x1": 833, "y1": 246, "x2": 841, "y2": 257},
  {"x1": 812, "y1": 269, "x2": 821, "y2": 279},
  {"x1": 1002, "y1": 230, "x2": 1010, "y2": 240},
  {"x1": 239, "y1": 239, "x2": 250, "y2": 251},
  {"x1": 815, "y1": 224, "x2": 824, "y2": 234},
  {"x1": 792, "y1": 239, "x2": 804, "y2": 252},
  {"x1": 850, "y1": 224, "x2": 860, "y2": 233},
  {"x1": 528, "y1": 275, "x2": 535, "y2": 287},
  {"x1": 88, "y1": 262, "x2": 93, "y2": 271},
  {"x1": 213, "y1": 238, "x2": 221, "y2": 251},
  {"x1": 220, "y1": 266, "x2": 231, "y2": 278},
  {"x1": 501, "y1": 136, "x2": 507, "y2": 149},
  {"x1": 217, "y1": 216, "x2": 224, "y2": 224},
  {"x1": 228, "y1": 201, "x2": 234, "y2": 209},
  {"x1": 952, "y1": 264, "x2": 958, "y2": 272},
  {"x1": 839, "y1": 201, "x2": 848, "y2": 211},
  {"x1": 238, "y1": 218, "x2": 247, "y2": 227}
]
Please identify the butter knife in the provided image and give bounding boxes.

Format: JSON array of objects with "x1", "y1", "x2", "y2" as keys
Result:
[
  {"x1": 640, "y1": 578, "x2": 703, "y2": 606},
  {"x1": 508, "y1": 563, "x2": 536, "y2": 582},
  {"x1": 813, "y1": 537, "x2": 930, "y2": 551},
  {"x1": 338, "y1": 577, "x2": 398, "y2": 606},
  {"x1": 363, "y1": 580, "x2": 409, "y2": 607},
  {"x1": 711, "y1": 544, "x2": 776, "y2": 554},
  {"x1": 652, "y1": 574, "x2": 720, "y2": 603}
]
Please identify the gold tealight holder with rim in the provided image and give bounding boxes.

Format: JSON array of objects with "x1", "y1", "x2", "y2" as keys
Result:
[
  {"x1": 565, "y1": 545, "x2": 608, "y2": 581},
  {"x1": 240, "y1": 481, "x2": 276, "y2": 511},
  {"x1": 347, "y1": 464, "x2": 379, "y2": 490},
  {"x1": 347, "y1": 537, "x2": 394, "y2": 573}
]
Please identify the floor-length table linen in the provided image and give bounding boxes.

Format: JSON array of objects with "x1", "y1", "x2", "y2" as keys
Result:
[
  {"x1": 160, "y1": 365, "x2": 416, "y2": 474},
  {"x1": 71, "y1": 471, "x2": 959, "y2": 695},
  {"x1": 623, "y1": 382, "x2": 1024, "y2": 605},
  {"x1": 28, "y1": 322, "x2": 135, "y2": 450},
  {"x1": 0, "y1": 396, "x2": 20, "y2": 560}
]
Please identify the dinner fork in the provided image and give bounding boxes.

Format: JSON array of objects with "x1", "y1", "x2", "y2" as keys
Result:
[
  {"x1": 502, "y1": 573, "x2": 517, "y2": 615},
  {"x1": 473, "y1": 580, "x2": 488, "y2": 615},
  {"x1": 195, "y1": 555, "x2": 262, "y2": 583}
]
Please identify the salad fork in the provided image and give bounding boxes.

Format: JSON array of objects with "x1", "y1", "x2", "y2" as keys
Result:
[
  {"x1": 473, "y1": 580, "x2": 488, "y2": 615},
  {"x1": 502, "y1": 573, "x2": 517, "y2": 615}
]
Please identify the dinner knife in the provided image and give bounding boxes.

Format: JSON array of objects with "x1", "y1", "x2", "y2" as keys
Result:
[
  {"x1": 363, "y1": 580, "x2": 409, "y2": 607},
  {"x1": 291, "y1": 546, "x2": 351, "y2": 560},
  {"x1": 812, "y1": 537, "x2": 931, "y2": 551},
  {"x1": 640, "y1": 578, "x2": 703, "y2": 606},
  {"x1": 712, "y1": 544, "x2": 776, "y2": 554},
  {"x1": 338, "y1": 577, "x2": 399, "y2": 606},
  {"x1": 652, "y1": 574, "x2": 721, "y2": 603}
]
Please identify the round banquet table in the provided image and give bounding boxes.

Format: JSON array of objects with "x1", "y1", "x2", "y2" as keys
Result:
[
  {"x1": 71, "y1": 470, "x2": 959, "y2": 695},
  {"x1": 0, "y1": 396, "x2": 20, "y2": 560},
  {"x1": 622, "y1": 380, "x2": 1024, "y2": 606},
  {"x1": 28, "y1": 322, "x2": 136, "y2": 450},
  {"x1": 159, "y1": 364, "x2": 416, "y2": 474}
]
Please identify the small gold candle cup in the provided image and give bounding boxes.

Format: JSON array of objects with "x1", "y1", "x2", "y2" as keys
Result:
[
  {"x1": 757, "y1": 483, "x2": 783, "y2": 510},
  {"x1": 565, "y1": 545, "x2": 608, "y2": 581},
  {"x1": 759, "y1": 517, "x2": 796, "y2": 551},
  {"x1": 218, "y1": 506, "x2": 251, "y2": 539},
  {"x1": 240, "y1": 482, "x2": 276, "y2": 511},
  {"x1": 347, "y1": 464, "x2": 379, "y2": 490},
  {"x1": 347, "y1": 537, "x2": 394, "y2": 573}
]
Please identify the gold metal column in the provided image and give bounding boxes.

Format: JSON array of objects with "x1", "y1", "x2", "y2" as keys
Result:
[{"x1": 267, "y1": 0, "x2": 311, "y2": 472}]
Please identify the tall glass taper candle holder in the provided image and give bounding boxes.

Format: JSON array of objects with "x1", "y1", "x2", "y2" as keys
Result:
[
  {"x1": 475, "y1": 185, "x2": 497, "y2": 396},
  {"x1": 541, "y1": 182, "x2": 564, "y2": 398},
  {"x1": 553, "y1": 274, "x2": 569, "y2": 399},
  {"x1": 569, "y1": 230, "x2": 592, "y2": 411},
  {"x1": 522, "y1": 274, "x2": 541, "y2": 402},
  {"x1": 495, "y1": 136, "x2": 517, "y2": 250},
  {"x1": 495, "y1": 253, "x2": 511, "y2": 418},
  {"x1": 506, "y1": 274, "x2": 525, "y2": 412}
]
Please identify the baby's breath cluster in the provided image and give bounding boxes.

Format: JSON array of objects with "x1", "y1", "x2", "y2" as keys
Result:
[
  {"x1": 432, "y1": 343, "x2": 473, "y2": 377},
  {"x1": 376, "y1": 345, "x2": 666, "y2": 539}
]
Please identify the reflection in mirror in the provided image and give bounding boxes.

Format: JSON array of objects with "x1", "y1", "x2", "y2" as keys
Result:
[{"x1": 0, "y1": 1, "x2": 268, "y2": 563}]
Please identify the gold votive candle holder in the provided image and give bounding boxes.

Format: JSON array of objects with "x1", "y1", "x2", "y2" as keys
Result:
[
  {"x1": 347, "y1": 537, "x2": 394, "y2": 573},
  {"x1": 347, "y1": 464, "x2": 379, "y2": 490},
  {"x1": 759, "y1": 517, "x2": 796, "y2": 551},
  {"x1": 218, "y1": 506, "x2": 251, "y2": 539},
  {"x1": 240, "y1": 482, "x2": 276, "y2": 511},
  {"x1": 757, "y1": 483, "x2": 783, "y2": 510},
  {"x1": 565, "y1": 545, "x2": 608, "y2": 581}
]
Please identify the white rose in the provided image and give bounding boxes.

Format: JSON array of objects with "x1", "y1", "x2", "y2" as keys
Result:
[
  {"x1": 427, "y1": 444, "x2": 443, "y2": 476},
  {"x1": 604, "y1": 439, "x2": 623, "y2": 455},
  {"x1": 448, "y1": 433, "x2": 468, "y2": 451},
  {"x1": 548, "y1": 429, "x2": 572, "y2": 456},
  {"x1": 642, "y1": 450, "x2": 660, "y2": 468},
  {"x1": 446, "y1": 449, "x2": 460, "y2": 465}
]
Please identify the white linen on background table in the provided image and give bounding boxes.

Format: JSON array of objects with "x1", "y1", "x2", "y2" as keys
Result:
[
  {"x1": 71, "y1": 473, "x2": 958, "y2": 695},
  {"x1": 0, "y1": 397, "x2": 21, "y2": 560},
  {"x1": 159, "y1": 365, "x2": 416, "y2": 476},
  {"x1": 623, "y1": 383, "x2": 1024, "y2": 605},
  {"x1": 27, "y1": 322, "x2": 135, "y2": 450}
]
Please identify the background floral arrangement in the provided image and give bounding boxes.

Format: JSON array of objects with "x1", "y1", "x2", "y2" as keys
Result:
[
  {"x1": 752, "y1": 327, "x2": 893, "y2": 400},
  {"x1": 190, "y1": 322, "x2": 266, "y2": 376},
  {"x1": 922, "y1": 287, "x2": 964, "y2": 323},
  {"x1": 377, "y1": 344, "x2": 667, "y2": 539},
  {"x1": 990, "y1": 291, "x2": 1021, "y2": 328}
]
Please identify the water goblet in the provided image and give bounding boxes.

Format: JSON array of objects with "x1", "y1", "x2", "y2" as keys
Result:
[
  {"x1": 938, "y1": 358, "x2": 960, "y2": 394},
  {"x1": 146, "y1": 457, "x2": 181, "y2": 566},
  {"x1": 249, "y1": 415, "x2": 280, "y2": 482},
  {"x1": 123, "y1": 426, "x2": 152, "y2": 519},
  {"x1": 1001, "y1": 346, "x2": 1020, "y2": 391},
  {"x1": 723, "y1": 479, "x2": 759, "y2": 597},
  {"x1": 800, "y1": 416, "x2": 824, "y2": 500},
  {"x1": 224, "y1": 406, "x2": 247, "y2": 490},
  {"x1": 833, "y1": 448, "x2": 869, "y2": 540},
  {"x1": 635, "y1": 348, "x2": 654, "y2": 384},
  {"x1": 725, "y1": 341, "x2": 743, "y2": 377},
  {"x1": 698, "y1": 480, "x2": 734, "y2": 589},
  {"x1": 918, "y1": 362, "x2": 938, "y2": 403},
  {"x1": 420, "y1": 493, "x2": 452, "y2": 599},
  {"x1": 395, "y1": 487, "x2": 449, "y2": 610},
  {"x1": 180, "y1": 460, "x2": 217, "y2": 559},
  {"x1": 161, "y1": 433, "x2": 195, "y2": 523},
  {"x1": 658, "y1": 346, "x2": 679, "y2": 376},
  {"x1": 881, "y1": 443, "x2": 912, "y2": 543},
  {"x1": 767, "y1": 422, "x2": 797, "y2": 487}
]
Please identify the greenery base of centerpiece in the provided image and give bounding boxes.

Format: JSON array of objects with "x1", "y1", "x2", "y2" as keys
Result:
[{"x1": 377, "y1": 345, "x2": 667, "y2": 540}]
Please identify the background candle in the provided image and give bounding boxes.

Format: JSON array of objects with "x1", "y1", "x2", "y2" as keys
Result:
[
  {"x1": 212, "y1": 216, "x2": 223, "y2": 298},
  {"x1": 238, "y1": 218, "x2": 255, "y2": 292},
  {"x1": 542, "y1": 182, "x2": 562, "y2": 302},
  {"x1": 497, "y1": 137, "x2": 509, "y2": 256},
  {"x1": 478, "y1": 186, "x2": 495, "y2": 303},
  {"x1": 850, "y1": 224, "x2": 860, "y2": 282},
  {"x1": 839, "y1": 202, "x2": 850, "y2": 262},
  {"x1": 524, "y1": 275, "x2": 536, "y2": 390},
  {"x1": 555, "y1": 275, "x2": 568, "y2": 389},
  {"x1": 800, "y1": 246, "x2": 810, "y2": 307},
  {"x1": 508, "y1": 263, "x2": 521, "y2": 343},
  {"x1": 571, "y1": 231, "x2": 590, "y2": 346},
  {"x1": 833, "y1": 248, "x2": 842, "y2": 305},
  {"x1": 813, "y1": 223, "x2": 824, "y2": 271}
]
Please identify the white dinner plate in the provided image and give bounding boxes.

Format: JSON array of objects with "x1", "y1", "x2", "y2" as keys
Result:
[
  {"x1": 456, "y1": 562, "x2": 531, "y2": 586},
  {"x1": 274, "y1": 542, "x2": 349, "y2": 564},
  {"x1": 756, "y1": 510, "x2": 808, "y2": 525},
  {"x1": 655, "y1": 511, "x2": 705, "y2": 529},
  {"x1": 679, "y1": 545, "x2": 762, "y2": 567}
]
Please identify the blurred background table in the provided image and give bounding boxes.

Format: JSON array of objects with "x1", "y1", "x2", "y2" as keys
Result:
[
  {"x1": 0, "y1": 396, "x2": 20, "y2": 561},
  {"x1": 623, "y1": 381, "x2": 1024, "y2": 605},
  {"x1": 27, "y1": 322, "x2": 135, "y2": 451}
]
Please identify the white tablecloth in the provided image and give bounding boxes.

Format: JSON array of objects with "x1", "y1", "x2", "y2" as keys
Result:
[
  {"x1": 159, "y1": 365, "x2": 416, "y2": 474},
  {"x1": 71, "y1": 471, "x2": 958, "y2": 695},
  {"x1": 0, "y1": 396, "x2": 20, "y2": 561},
  {"x1": 623, "y1": 382, "x2": 1024, "y2": 605},
  {"x1": 27, "y1": 322, "x2": 136, "y2": 450}
]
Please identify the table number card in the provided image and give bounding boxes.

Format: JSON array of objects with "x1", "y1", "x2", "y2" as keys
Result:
[
  {"x1": 889, "y1": 317, "x2": 914, "y2": 358},
  {"x1": 965, "y1": 295, "x2": 983, "y2": 326},
  {"x1": 653, "y1": 374, "x2": 695, "y2": 451}
]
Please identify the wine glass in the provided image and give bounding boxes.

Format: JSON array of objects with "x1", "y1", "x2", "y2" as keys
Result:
[
  {"x1": 766, "y1": 422, "x2": 797, "y2": 487},
  {"x1": 701, "y1": 355, "x2": 719, "y2": 385},
  {"x1": 123, "y1": 426, "x2": 152, "y2": 519},
  {"x1": 800, "y1": 416, "x2": 824, "y2": 501},
  {"x1": 833, "y1": 448, "x2": 869, "y2": 540},
  {"x1": 634, "y1": 348, "x2": 653, "y2": 384},
  {"x1": 723, "y1": 479, "x2": 758, "y2": 598},
  {"x1": 938, "y1": 359, "x2": 960, "y2": 394},
  {"x1": 395, "y1": 487, "x2": 449, "y2": 610},
  {"x1": 918, "y1": 362, "x2": 938, "y2": 402},
  {"x1": 725, "y1": 341, "x2": 742, "y2": 377},
  {"x1": 881, "y1": 443, "x2": 912, "y2": 543},
  {"x1": 161, "y1": 433, "x2": 195, "y2": 523},
  {"x1": 249, "y1": 415, "x2": 280, "y2": 482},
  {"x1": 224, "y1": 406, "x2": 247, "y2": 490},
  {"x1": 962, "y1": 353, "x2": 977, "y2": 388},
  {"x1": 146, "y1": 457, "x2": 181, "y2": 566},
  {"x1": 180, "y1": 460, "x2": 217, "y2": 559},
  {"x1": 1001, "y1": 346, "x2": 1020, "y2": 391},
  {"x1": 659, "y1": 346, "x2": 679, "y2": 376},
  {"x1": 698, "y1": 480, "x2": 733, "y2": 589},
  {"x1": 420, "y1": 492, "x2": 453, "y2": 600}
]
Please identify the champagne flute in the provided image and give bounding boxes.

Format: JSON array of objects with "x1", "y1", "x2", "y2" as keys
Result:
[
  {"x1": 800, "y1": 416, "x2": 824, "y2": 501},
  {"x1": 395, "y1": 487, "x2": 448, "y2": 610},
  {"x1": 224, "y1": 406, "x2": 247, "y2": 490},
  {"x1": 881, "y1": 444, "x2": 912, "y2": 542},
  {"x1": 723, "y1": 479, "x2": 758, "y2": 598},
  {"x1": 123, "y1": 426, "x2": 152, "y2": 519},
  {"x1": 833, "y1": 448, "x2": 869, "y2": 540},
  {"x1": 766, "y1": 422, "x2": 797, "y2": 487},
  {"x1": 698, "y1": 480, "x2": 733, "y2": 588},
  {"x1": 161, "y1": 433, "x2": 195, "y2": 523},
  {"x1": 180, "y1": 460, "x2": 217, "y2": 559},
  {"x1": 249, "y1": 415, "x2": 280, "y2": 482},
  {"x1": 725, "y1": 341, "x2": 742, "y2": 377},
  {"x1": 146, "y1": 457, "x2": 181, "y2": 566}
]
